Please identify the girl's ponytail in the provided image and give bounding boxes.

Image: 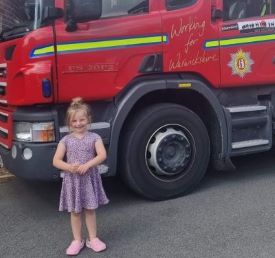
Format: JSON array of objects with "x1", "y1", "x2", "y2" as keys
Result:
[{"x1": 70, "y1": 97, "x2": 84, "y2": 108}]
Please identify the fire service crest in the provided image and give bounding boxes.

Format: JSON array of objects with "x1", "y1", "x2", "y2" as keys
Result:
[{"x1": 228, "y1": 49, "x2": 254, "y2": 78}]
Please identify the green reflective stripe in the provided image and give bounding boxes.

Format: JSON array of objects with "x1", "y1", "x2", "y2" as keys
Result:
[
  {"x1": 205, "y1": 34, "x2": 275, "y2": 49},
  {"x1": 32, "y1": 35, "x2": 167, "y2": 57}
]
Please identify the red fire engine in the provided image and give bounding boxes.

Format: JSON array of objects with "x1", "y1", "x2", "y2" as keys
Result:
[{"x1": 0, "y1": 0, "x2": 274, "y2": 199}]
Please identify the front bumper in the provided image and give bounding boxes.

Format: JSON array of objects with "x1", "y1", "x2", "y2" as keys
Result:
[{"x1": 0, "y1": 142, "x2": 60, "y2": 181}]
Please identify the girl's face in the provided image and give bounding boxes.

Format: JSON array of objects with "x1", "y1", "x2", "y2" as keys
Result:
[{"x1": 70, "y1": 110, "x2": 89, "y2": 134}]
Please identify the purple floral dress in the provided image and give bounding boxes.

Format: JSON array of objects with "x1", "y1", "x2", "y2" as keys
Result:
[{"x1": 59, "y1": 132, "x2": 109, "y2": 213}]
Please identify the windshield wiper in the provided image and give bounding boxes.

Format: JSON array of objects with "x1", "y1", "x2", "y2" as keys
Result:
[{"x1": 0, "y1": 24, "x2": 31, "y2": 41}]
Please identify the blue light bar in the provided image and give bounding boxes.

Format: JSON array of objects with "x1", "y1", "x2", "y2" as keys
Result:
[{"x1": 42, "y1": 79, "x2": 52, "y2": 98}]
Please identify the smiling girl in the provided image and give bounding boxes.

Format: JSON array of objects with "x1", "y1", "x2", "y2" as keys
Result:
[{"x1": 53, "y1": 97, "x2": 109, "y2": 256}]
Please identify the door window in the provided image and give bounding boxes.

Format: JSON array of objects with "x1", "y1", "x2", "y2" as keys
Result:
[
  {"x1": 224, "y1": 0, "x2": 275, "y2": 21},
  {"x1": 102, "y1": 0, "x2": 148, "y2": 17},
  {"x1": 166, "y1": 0, "x2": 197, "y2": 10}
]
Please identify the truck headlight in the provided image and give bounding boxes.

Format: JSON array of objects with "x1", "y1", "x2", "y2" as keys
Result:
[{"x1": 14, "y1": 122, "x2": 55, "y2": 142}]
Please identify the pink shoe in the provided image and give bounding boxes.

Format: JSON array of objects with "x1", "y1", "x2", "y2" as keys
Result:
[
  {"x1": 66, "y1": 240, "x2": 84, "y2": 256},
  {"x1": 86, "y1": 238, "x2": 106, "y2": 252}
]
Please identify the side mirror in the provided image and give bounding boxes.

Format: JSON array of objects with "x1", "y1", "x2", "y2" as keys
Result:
[
  {"x1": 42, "y1": 7, "x2": 63, "y2": 23},
  {"x1": 65, "y1": 0, "x2": 102, "y2": 31},
  {"x1": 211, "y1": 8, "x2": 223, "y2": 21}
]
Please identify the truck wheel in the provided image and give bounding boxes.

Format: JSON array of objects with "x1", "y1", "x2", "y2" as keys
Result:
[{"x1": 121, "y1": 103, "x2": 210, "y2": 200}]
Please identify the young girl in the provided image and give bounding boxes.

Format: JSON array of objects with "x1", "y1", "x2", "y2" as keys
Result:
[{"x1": 53, "y1": 97, "x2": 109, "y2": 256}]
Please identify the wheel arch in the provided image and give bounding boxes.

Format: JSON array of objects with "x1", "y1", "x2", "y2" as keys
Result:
[{"x1": 107, "y1": 76, "x2": 229, "y2": 176}]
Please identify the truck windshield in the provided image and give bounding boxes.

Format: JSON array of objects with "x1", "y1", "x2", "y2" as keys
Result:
[{"x1": 0, "y1": 0, "x2": 54, "y2": 41}]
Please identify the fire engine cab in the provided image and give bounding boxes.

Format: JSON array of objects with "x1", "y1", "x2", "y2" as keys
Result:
[{"x1": 0, "y1": 0, "x2": 274, "y2": 199}]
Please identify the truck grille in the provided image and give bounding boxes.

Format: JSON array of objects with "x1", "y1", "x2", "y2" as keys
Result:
[
  {"x1": 0, "y1": 63, "x2": 7, "y2": 105},
  {"x1": 0, "y1": 110, "x2": 12, "y2": 149},
  {"x1": 0, "y1": 63, "x2": 11, "y2": 148}
]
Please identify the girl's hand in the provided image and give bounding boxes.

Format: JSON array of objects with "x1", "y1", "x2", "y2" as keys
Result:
[
  {"x1": 77, "y1": 163, "x2": 90, "y2": 175},
  {"x1": 68, "y1": 163, "x2": 79, "y2": 173}
]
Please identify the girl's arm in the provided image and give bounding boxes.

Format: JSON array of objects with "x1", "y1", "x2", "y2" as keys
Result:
[
  {"x1": 77, "y1": 138, "x2": 107, "y2": 174},
  {"x1": 53, "y1": 142, "x2": 79, "y2": 173}
]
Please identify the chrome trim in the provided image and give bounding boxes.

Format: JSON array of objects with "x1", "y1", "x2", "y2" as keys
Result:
[
  {"x1": 232, "y1": 139, "x2": 269, "y2": 149},
  {"x1": 0, "y1": 111, "x2": 8, "y2": 117},
  {"x1": 227, "y1": 105, "x2": 266, "y2": 113},
  {"x1": 98, "y1": 164, "x2": 109, "y2": 174},
  {"x1": 0, "y1": 126, "x2": 8, "y2": 134}
]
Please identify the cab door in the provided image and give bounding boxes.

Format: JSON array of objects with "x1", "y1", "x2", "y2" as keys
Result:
[
  {"x1": 217, "y1": 0, "x2": 275, "y2": 88},
  {"x1": 53, "y1": 0, "x2": 162, "y2": 102},
  {"x1": 160, "y1": 0, "x2": 221, "y2": 88}
]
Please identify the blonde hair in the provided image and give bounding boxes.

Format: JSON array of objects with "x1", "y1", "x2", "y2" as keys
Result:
[{"x1": 66, "y1": 97, "x2": 92, "y2": 126}]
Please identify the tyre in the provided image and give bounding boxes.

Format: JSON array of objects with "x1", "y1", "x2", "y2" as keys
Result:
[{"x1": 120, "y1": 103, "x2": 210, "y2": 200}]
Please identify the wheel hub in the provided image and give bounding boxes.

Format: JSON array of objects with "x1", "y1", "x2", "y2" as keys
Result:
[{"x1": 147, "y1": 127, "x2": 192, "y2": 177}]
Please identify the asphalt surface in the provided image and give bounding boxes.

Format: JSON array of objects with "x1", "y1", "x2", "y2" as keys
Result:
[{"x1": 1, "y1": 150, "x2": 275, "y2": 258}]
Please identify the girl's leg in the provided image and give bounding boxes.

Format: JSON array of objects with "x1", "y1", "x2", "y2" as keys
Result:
[
  {"x1": 85, "y1": 209, "x2": 97, "y2": 239},
  {"x1": 66, "y1": 212, "x2": 84, "y2": 255},
  {"x1": 85, "y1": 209, "x2": 106, "y2": 252},
  {"x1": 70, "y1": 212, "x2": 82, "y2": 240}
]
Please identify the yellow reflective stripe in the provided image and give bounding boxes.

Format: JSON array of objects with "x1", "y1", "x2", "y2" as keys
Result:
[
  {"x1": 205, "y1": 40, "x2": 220, "y2": 48},
  {"x1": 57, "y1": 36, "x2": 164, "y2": 52},
  {"x1": 32, "y1": 35, "x2": 167, "y2": 57},
  {"x1": 221, "y1": 34, "x2": 275, "y2": 46},
  {"x1": 33, "y1": 45, "x2": 55, "y2": 55},
  {"x1": 205, "y1": 34, "x2": 275, "y2": 48}
]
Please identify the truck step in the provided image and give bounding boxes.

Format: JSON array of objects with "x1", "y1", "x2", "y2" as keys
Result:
[
  {"x1": 232, "y1": 139, "x2": 269, "y2": 149},
  {"x1": 232, "y1": 115, "x2": 268, "y2": 128},
  {"x1": 226, "y1": 105, "x2": 267, "y2": 113},
  {"x1": 224, "y1": 103, "x2": 272, "y2": 156}
]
